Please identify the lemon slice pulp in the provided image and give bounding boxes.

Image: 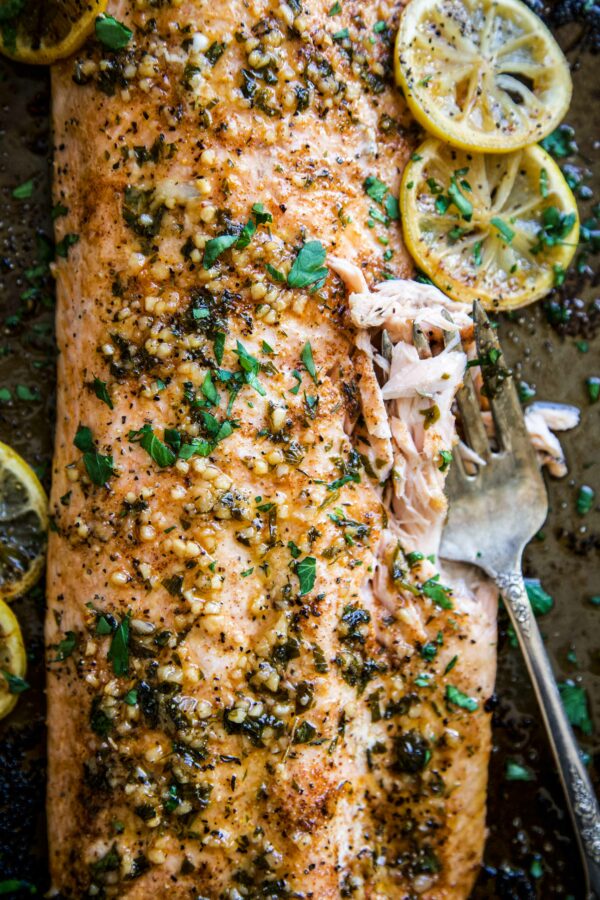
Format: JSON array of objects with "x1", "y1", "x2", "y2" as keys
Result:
[
  {"x1": 395, "y1": 0, "x2": 572, "y2": 152},
  {"x1": 0, "y1": 441, "x2": 48, "y2": 602},
  {"x1": 400, "y1": 138, "x2": 579, "y2": 310},
  {"x1": 0, "y1": 0, "x2": 106, "y2": 65},
  {"x1": 0, "y1": 597, "x2": 27, "y2": 720}
]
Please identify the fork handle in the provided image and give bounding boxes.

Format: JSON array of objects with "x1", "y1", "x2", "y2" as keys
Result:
[{"x1": 494, "y1": 568, "x2": 600, "y2": 899}]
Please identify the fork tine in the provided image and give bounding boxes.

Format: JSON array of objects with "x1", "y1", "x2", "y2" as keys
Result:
[
  {"x1": 444, "y1": 445, "x2": 470, "y2": 501},
  {"x1": 456, "y1": 374, "x2": 490, "y2": 459},
  {"x1": 441, "y1": 310, "x2": 490, "y2": 459},
  {"x1": 473, "y1": 301, "x2": 531, "y2": 455},
  {"x1": 413, "y1": 323, "x2": 432, "y2": 358}
]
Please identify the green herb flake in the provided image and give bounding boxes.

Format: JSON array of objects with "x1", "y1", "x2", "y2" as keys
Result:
[
  {"x1": 252, "y1": 201, "x2": 273, "y2": 224},
  {"x1": 288, "y1": 540, "x2": 301, "y2": 559},
  {"x1": 384, "y1": 193, "x2": 400, "y2": 220},
  {"x1": 558, "y1": 680, "x2": 592, "y2": 734},
  {"x1": 53, "y1": 631, "x2": 77, "y2": 662},
  {"x1": 363, "y1": 174, "x2": 389, "y2": 204},
  {"x1": 524, "y1": 578, "x2": 553, "y2": 616},
  {"x1": 301, "y1": 341, "x2": 317, "y2": 383},
  {"x1": 55, "y1": 233, "x2": 80, "y2": 258},
  {"x1": 203, "y1": 233, "x2": 239, "y2": 269},
  {"x1": 266, "y1": 263, "x2": 286, "y2": 283},
  {"x1": 539, "y1": 167, "x2": 549, "y2": 198},
  {"x1": 586, "y1": 376, "x2": 600, "y2": 404},
  {"x1": 83, "y1": 452, "x2": 115, "y2": 486},
  {"x1": 74, "y1": 425, "x2": 115, "y2": 485},
  {"x1": 448, "y1": 177, "x2": 473, "y2": 220},
  {"x1": 438, "y1": 449, "x2": 452, "y2": 472},
  {"x1": 444, "y1": 655, "x2": 458, "y2": 675},
  {"x1": 293, "y1": 720, "x2": 317, "y2": 744},
  {"x1": 530, "y1": 206, "x2": 576, "y2": 255},
  {"x1": 491, "y1": 217, "x2": 515, "y2": 244},
  {"x1": 0, "y1": 881, "x2": 36, "y2": 895},
  {"x1": 576, "y1": 484, "x2": 595, "y2": 515},
  {"x1": 327, "y1": 1, "x2": 341, "y2": 13},
  {"x1": 505, "y1": 760, "x2": 535, "y2": 782},
  {"x1": 518, "y1": 380, "x2": 536, "y2": 403},
  {"x1": 107, "y1": 612, "x2": 131, "y2": 677},
  {"x1": 51, "y1": 202, "x2": 68, "y2": 220},
  {"x1": 1, "y1": 669, "x2": 29, "y2": 694},
  {"x1": 12, "y1": 178, "x2": 34, "y2": 200},
  {"x1": 213, "y1": 331, "x2": 225, "y2": 365},
  {"x1": 236, "y1": 218, "x2": 256, "y2": 249},
  {"x1": 129, "y1": 423, "x2": 176, "y2": 468},
  {"x1": 540, "y1": 125, "x2": 577, "y2": 159},
  {"x1": 422, "y1": 577, "x2": 453, "y2": 609},
  {"x1": 287, "y1": 241, "x2": 328, "y2": 290},
  {"x1": 92, "y1": 377, "x2": 113, "y2": 409},
  {"x1": 15, "y1": 385, "x2": 39, "y2": 402},
  {"x1": 333, "y1": 27, "x2": 349, "y2": 40},
  {"x1": 296, "y1": 556, "x2": 317, "y2": 596},
  {"x1": 95, "y1": 14, "x2": 133, "y2": 49},
  {"x1": 445, "y1": 684, "x2": 478, "y2": 712}
]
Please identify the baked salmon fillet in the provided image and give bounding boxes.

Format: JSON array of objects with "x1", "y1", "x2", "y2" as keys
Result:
[{"x1": 47, "y1": 1, "x2": 497, "y2": 897}]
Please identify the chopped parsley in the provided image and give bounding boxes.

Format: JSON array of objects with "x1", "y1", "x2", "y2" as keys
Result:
[
  {"x1": 300, "y1": 341, "x2": 317, "y2": 383},
  {"x1": 288, "y1": 540, "x2": 301, "y2": 559},
  {"x1": 129, "y1": 423, "x2": 176, "y2": 467},
  {"x1": 293, "y1": 720, "x2": 317, "y2": 744},
  {"x1": 586, "y1": 376, "x2": 600, "y2": 404},
  {"x1": 12, "y1": 178, "x2": 34, "y2": 200},
  {"x1": 1, "y1": 670, "x2": 29, "y2": 694},
  {"x1": 505, "y1": 760, "x2": 535, "y2": 782},
  {"x1": 55, "y1": 233, "x2": 80, "y2": 258},
  {"x1": 92, "y1": 377, "x2": 113, "y2": 409},
  {"x1": 445, "y1": 684, "x2": 478, "y2": 711},
  {"x1": 524, "y1": 578, "x2": 553, "y2": 616},
  {"x1": 364, "y1": 175, "x2": 389, "y2": 204},
  {"x1": 558, "y1": 680, "x2": 592, "y2": 734},
  {"x1": 447, "y1": 177, "x2": 473, "y2": 220},
  {"x1": 95, "y1": 14, "x2": 133, "y2": 50},
  {"x1": 287, "y1": 241, "x2": 328, "y2": 290},
  {"x1": 235, "y1": 340, "x2": 266, "y2": 396},
  {"x1": 422, "y1": 576, "x2": 453, "y2": 609},
  {"x1": 438, "y1": 449, "x2": 452, "y2": 472},
  {"x1": 491, "y1": 217, "x2": 515, "y2": 244},
  {"x1": 53, "y1": 631, "x2": 77, "y2": 662},
  {"x1": 576, "y1": 484, "x2": 595, "y2": 515},
  {"x1": 252, "y1": 201, "x2": 272, "y2": 224},
  {"x1": 540, "y1": 125, "x2": 577, "y2": 159},
  {"x1": 74, "y1": 424, "x2": 115, "y2": 486},
  {"x1": 296, "y1": 556, "x2": 317, "y2": 596},
  {"x1": 530, "y1": 207, "x2": 577, "y2": 255},
  {"x1": 203, "y1": 232, "x2": 239, "y2": 268},
  {"x1": 107, "y1": 612, "x2": 131, "y2": 677}
]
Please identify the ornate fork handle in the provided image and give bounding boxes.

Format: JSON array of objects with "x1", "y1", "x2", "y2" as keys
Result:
[{"x1": 493, "y1": 567, "x2": 600, "y2": 898}]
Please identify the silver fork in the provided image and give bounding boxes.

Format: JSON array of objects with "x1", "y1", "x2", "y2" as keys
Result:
[{"x1": 440, "y1": 301, "x2": 600, "y2": 898}]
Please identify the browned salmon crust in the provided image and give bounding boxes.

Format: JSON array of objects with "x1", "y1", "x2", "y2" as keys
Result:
[{"x1": 47, "y1": 1, "x2": 495, "y2": 897}]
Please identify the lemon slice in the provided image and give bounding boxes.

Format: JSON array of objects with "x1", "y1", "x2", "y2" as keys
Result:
[
  {"x1": 0, "y1": 441, "x2": 48, "y2": 602},
  {"x1": 395, "y1": 0, "x2": 572, "y2": 152},
  {"x1": 0, "y1": 0, "x2": 106, "y2": 65},
  {"x1": 400, "y1": 138, "x2": 579, "y2": 310},
  {"x1": 0, "y1": 597, "x2": 27, "y2": 719}
]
